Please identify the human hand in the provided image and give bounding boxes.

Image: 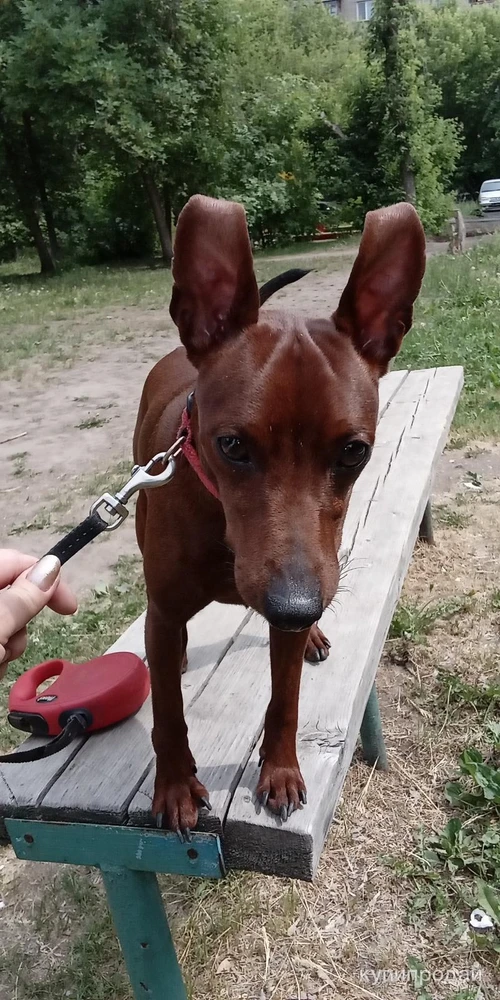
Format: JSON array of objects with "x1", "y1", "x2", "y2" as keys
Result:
[{"x1": 0, "y1": 551, "x2": 77, "y2": 679}]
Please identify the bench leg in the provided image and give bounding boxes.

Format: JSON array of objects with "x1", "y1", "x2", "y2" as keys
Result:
[
  {"x1": 101, "y1": 866, "x2": 187, "y2": 1000},
  {"x1": 360, "y1": 684, "x2": 388, "y2": 771},
  {"x1": 418, "y1": 499, "x2": 434, "y2": 545}
]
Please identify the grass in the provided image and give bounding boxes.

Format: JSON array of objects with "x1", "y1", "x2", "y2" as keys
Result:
[
  {"x1": 81, "y1": 458, "x2": 132, "y2": 498},
  {"x1": 389, "y1": 595, "x2": 473, "y2": 644},
  {"x1": 436, "y1": 504, "x2": 472, "y2": 529},
  {"x1": 436, "y1": 671, "x2": 500, "y2": 719},
  {"x1": 7, "y1": 459, "x2": 132, "y2": 537},
  {"x1": 0, "y1": 868, "x2": 130, "y2": 1000},
  {"x1": 76, "y1": 415, "x2": 109, "y2": 430},
  {"x1": 0, "y1": 860, "x2": 295, "y2": 1000},
  {"x1": 380, "y1": 572, "x2": 500, "y2": 989},
  {"x1": 0, "y1": 242, "x2": 354, "y2": 374},
  {"x1": 8, "y1": 510, "x2": 55, "y2": 536},
  {"x1": 0, "y1": 256, "x2": 174, "y2": 373},
  {"x1": 0, "y1": 556, "x2": 145, "y2": 752},
  {"x1": 0, "y1": 255, "x2": 173, "y2": 326},
  {"x1": 9, "y1": 450, "x2": 29, "y2": 478},
  {"x1": 397, "y1": 236, "x2": 500, "y2": 438},
  {"x1": 392, "y1": 718, "x2": 500, "y2": 966},
  {"x1": 255, "y1": 232, "x2": 360, "y2": 257},
  {"x1": 2, "y1": 233, "x2": 500, "y2": 444},
  {"x1": 457, "y1": 199, "x2": 482, "y2": 219}
]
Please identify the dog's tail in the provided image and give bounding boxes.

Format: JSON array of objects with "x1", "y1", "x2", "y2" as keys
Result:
[{"x1": 258, "y1": 268, "x2": 311, "y2": 306}]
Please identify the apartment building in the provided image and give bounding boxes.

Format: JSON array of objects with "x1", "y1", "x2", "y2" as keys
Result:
[{"x1": 322, "y1": 0, "x2": 493, "y2": 23}]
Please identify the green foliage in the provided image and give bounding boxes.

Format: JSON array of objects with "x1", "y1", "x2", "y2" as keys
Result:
[
  {"x1": 437, "y1": 671, "x2": 500, "y2": 716},
  {"x1": 78, "y1": 167, "x2": 156, "y2": 262},
  {"x1": 215, "y1": 84, "x2": 322, "y2": 244},
  {"x1": 394, "y1": 720, "x2": 500, "y2": 962},
  {"x1": 0, "y1": 187, "x2": 26, "y2": 261},
  {"x1": 342, "y1": 0, "x2": 461, "y2": 230},
  {"x1": 445, "y1": 731, "x2": 500, "y2": 813},
  {"x1": 3, "y1": 0, "x2": 500, "y2": 263},
  {"x1": 418, "y1": 3, "x2": 500, "y2": 196},
  {"x1": 435, "y1": 504, "x2": 471, "y2": 529},
  {"x1": 389, "y1": 596, "x2": 472, "y2": 643}
]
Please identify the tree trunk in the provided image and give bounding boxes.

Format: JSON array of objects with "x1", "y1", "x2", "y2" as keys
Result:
[
  {"x1": 22, "y1": 111, "x2": 59, "y2": 260},
  {"x1": 143, "y1": 170, "x2": 173, "y2": 266},
  {"x1": 162, "y1": 184, "x2": 173, "y2": 248},
  {"x1": 402, "y1": 155, "x2": 416, "y2": 204},
  {"x1": 0, "y1": 113, "x2": 55, "y2": 275}
]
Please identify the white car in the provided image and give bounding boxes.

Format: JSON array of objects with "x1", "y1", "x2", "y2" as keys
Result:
[{"x1": 479, "y1": 179, "x2": 500, "y2": 211}]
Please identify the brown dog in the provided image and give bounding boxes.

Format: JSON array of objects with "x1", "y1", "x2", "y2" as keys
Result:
[{"x1": 133, "y1": 195, "x2": 426, "y2": 838}]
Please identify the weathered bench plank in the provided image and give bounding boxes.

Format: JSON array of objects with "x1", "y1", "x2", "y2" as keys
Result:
[
  {"x1": 223, "y1": 366, "x2": 463, "y2": 879},
  {"x1": 377, "y1": 368, "x2": 408, "y2": 416},
  {"x1": 130, "y1": 612, "x2": 271, "y2": 831},
  {"x1": 38, "y1": 603, "x2": 251, "y2": 824},
  {"x1": 0, "y1": 603, "x2": 250, "y2": 829}
]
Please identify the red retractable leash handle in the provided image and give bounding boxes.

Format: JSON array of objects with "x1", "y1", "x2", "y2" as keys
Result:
[{"x1": 0, "y1": 653, "x2": 150, "y2": 763}]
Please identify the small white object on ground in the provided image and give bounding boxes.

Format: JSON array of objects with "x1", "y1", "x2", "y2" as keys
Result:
[{"x1": 470, "y1": 908, "x2": 494, "y2": 932}]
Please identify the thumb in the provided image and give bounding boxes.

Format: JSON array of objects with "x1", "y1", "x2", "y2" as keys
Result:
[{"x1": 0, "y1": 555, "x2": 61, "y2": 648}]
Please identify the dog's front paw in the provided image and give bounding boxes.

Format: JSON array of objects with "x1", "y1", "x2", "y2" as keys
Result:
[
  {"x1": 256, "y1": 760, "x2": 307, "y2": 821},
  {"x1": 153, "y1": 773, "x2": 211, "y2": 840},
  {"x1": 305, "y1": 623, "x2": 331, "y2": 663}
]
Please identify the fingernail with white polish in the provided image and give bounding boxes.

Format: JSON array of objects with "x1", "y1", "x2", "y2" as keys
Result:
[{"x1": 26, "y1": 555, "x2": 61, "y2": 592}]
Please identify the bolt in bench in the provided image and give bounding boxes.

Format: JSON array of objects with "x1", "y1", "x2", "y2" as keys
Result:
[{"x1": 0, "y1": 366, "x2": 463, "y2": 999}]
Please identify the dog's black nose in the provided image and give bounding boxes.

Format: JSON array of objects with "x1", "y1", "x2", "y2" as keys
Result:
[{"x1": 264, "y1": 576, "x2": 323, "y2": 631}]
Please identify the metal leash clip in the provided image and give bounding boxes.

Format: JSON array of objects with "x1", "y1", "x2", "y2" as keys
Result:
[{"x1": 89, "y1": 433, "x2": 186, "y2": 531}]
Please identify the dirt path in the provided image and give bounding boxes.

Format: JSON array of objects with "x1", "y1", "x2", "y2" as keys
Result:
[
  {"x1": 263, "y1": 237, "x2": 454, "y2": 264},
  {"x1": 0, "y1": 236, "x2": 485, "y2": 595}
]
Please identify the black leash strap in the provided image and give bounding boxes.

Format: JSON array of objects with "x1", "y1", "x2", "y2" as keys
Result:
[
  {"x1": 0, "y1": 713, "x2": 89, "y2": 763},
  {"x1": 46, "y1": 512, "x2": 109, "y2": 567},
  {"x1": 40, "y1": 440, "x2": 183, "y2": 569}
]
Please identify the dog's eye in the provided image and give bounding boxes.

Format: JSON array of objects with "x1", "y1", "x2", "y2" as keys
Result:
[
  {"x1": 338, "y1": 440, "x2": 370, "y2": 470},
  {"x1": 218, "y1": 436, "x2": 251, "y2": 465}
]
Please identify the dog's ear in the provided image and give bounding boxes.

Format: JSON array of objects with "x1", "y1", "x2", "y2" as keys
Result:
[
  {"x1": 333, "y1": 203, "x2": 426, "y2": 375},
  {"x1": 169, "y1": 195, "x2": 259, "y2": 364}
]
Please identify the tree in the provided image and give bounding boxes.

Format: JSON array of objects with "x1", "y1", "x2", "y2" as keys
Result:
[
  {"x1": 212, "y1": 0, "x2": 363, "y2": 242},
  {"x1": 90, "y1": 0, "x2": 233, "y2": 265},
  {"x1": 0, "y1": 165, "x2": 27, "y2": 263},
  {"x1": 418, "y1": 3, "x2": 500, "y2": 196},
  {"x1": 0, "y1": 0, "x2": 107, "y2": 273},
  {"x1": 341, "y1": 0, "x2": 461, "y2": 231},
  {"x1": 0, "y1": 0, "x2": 233, "y2": 269}
]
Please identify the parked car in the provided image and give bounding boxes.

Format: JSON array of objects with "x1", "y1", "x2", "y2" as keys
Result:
[{"x1": 479, "y1": 179, "x2": 500, "y2": 211}]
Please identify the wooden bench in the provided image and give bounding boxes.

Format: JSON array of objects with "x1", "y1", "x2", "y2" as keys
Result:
[{"x1": 0, "y1": 366, "x2": 463, "y2": 999}]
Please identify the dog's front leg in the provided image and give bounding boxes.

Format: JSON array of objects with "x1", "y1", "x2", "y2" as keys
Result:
[
  {"x1": 257, "y1": 626, "x2": 308, "y2": 820},
  {"x1": 146, "y1": 601, "x2": 209, "y2": 838}
]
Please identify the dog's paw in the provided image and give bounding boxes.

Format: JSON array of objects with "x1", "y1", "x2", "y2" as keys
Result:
[
  {"x1": 256, "y1": 761, "x2": 307, "y2": 821},
  {"x1": 304, "y1": 623, "x2": 331, "y2": 664},
  {"x1": 153, "y1": 774, "x2": 211, "y2": 840}
]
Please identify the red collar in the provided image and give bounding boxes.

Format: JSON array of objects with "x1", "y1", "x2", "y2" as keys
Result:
[{"x1": 179, "y1": 406, "x2": 220, "y2": 501}]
